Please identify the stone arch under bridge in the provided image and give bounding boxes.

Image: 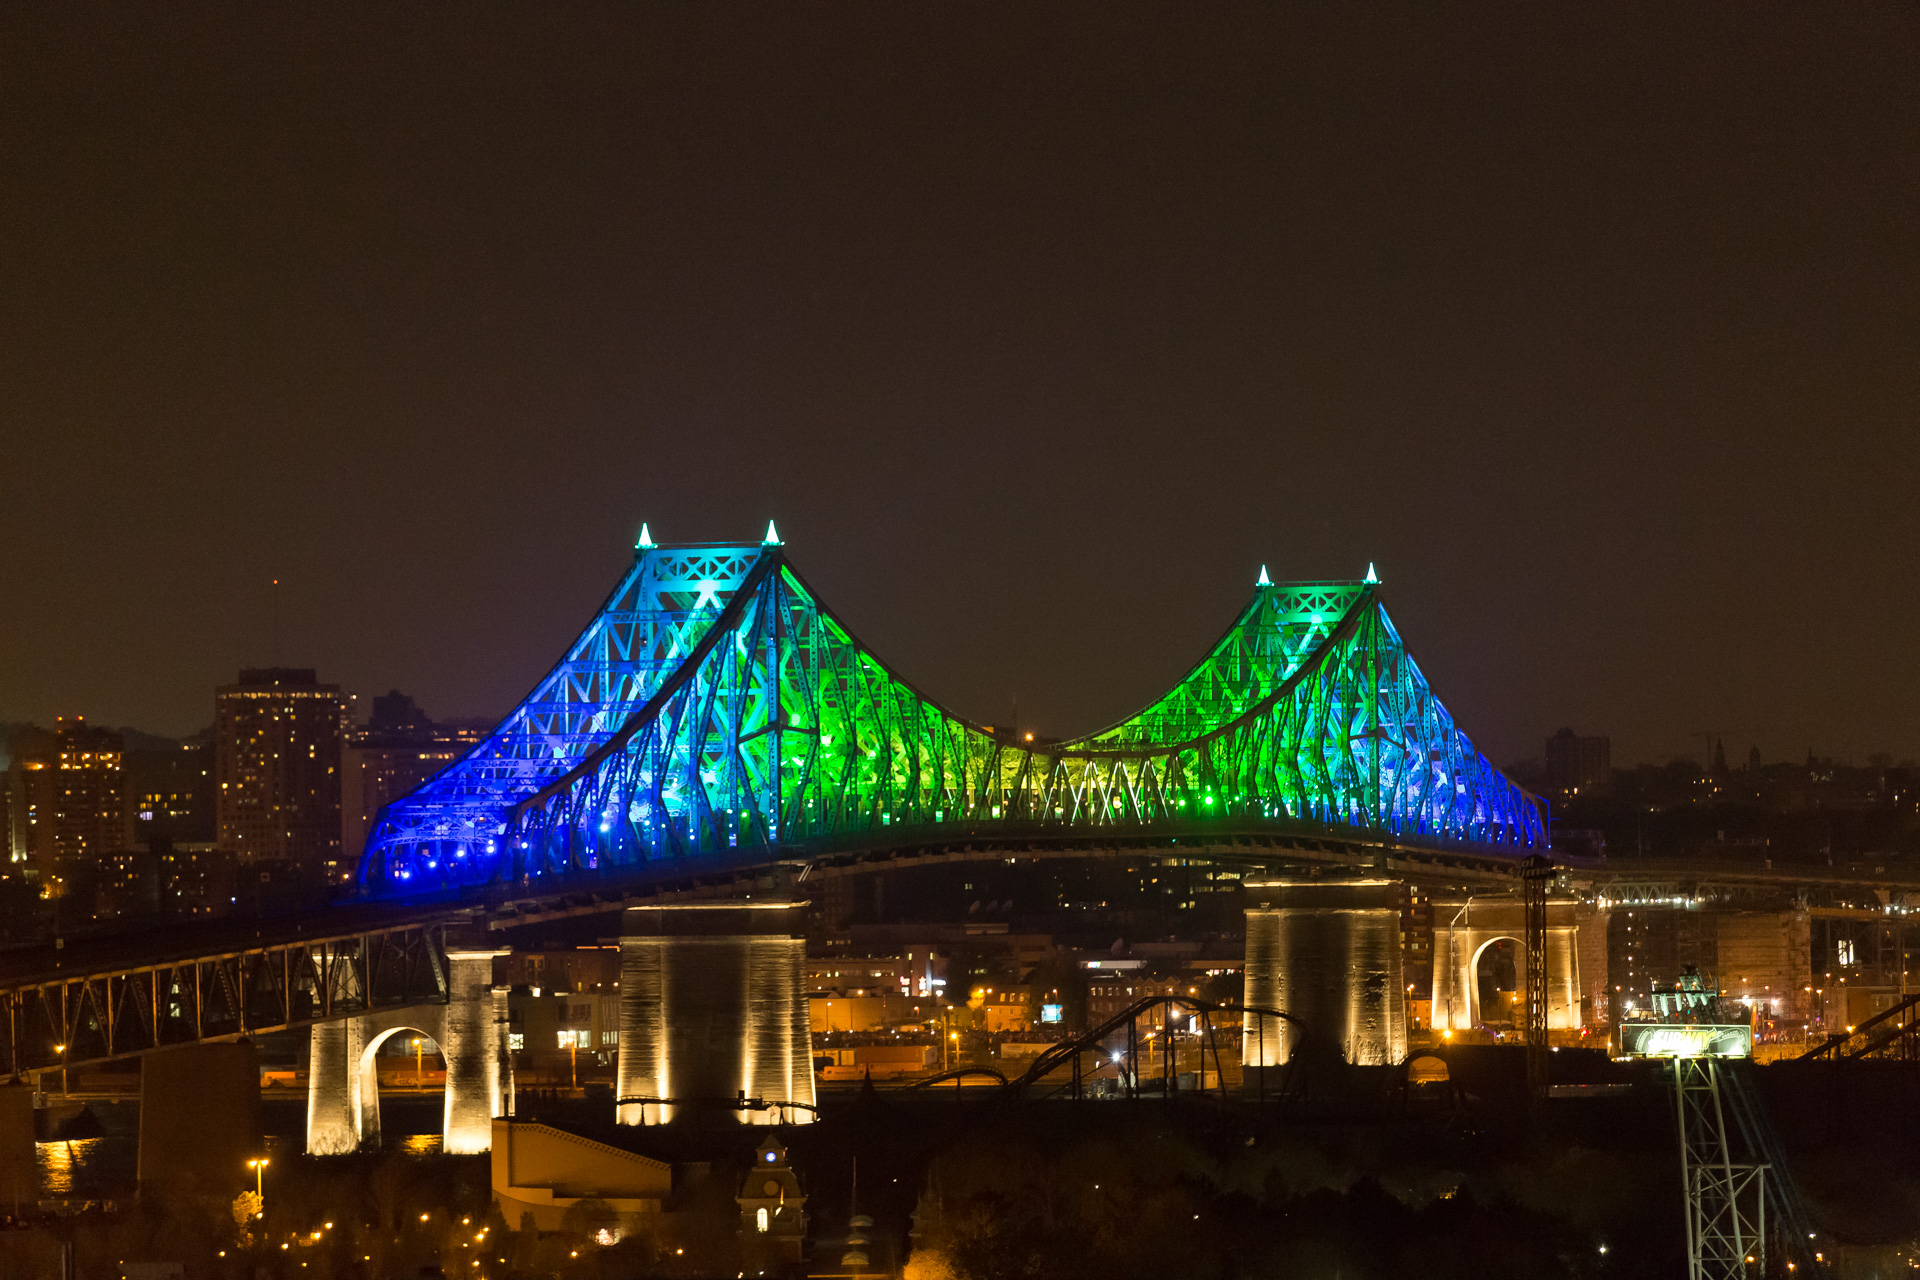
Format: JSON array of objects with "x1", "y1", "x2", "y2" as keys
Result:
[
  {"x1": 1430, "y1": 896, "x2": 1583, "y2": 1033},
  {"x1": 307, "y1": 948, "x2": 506, "y2": 1155}
]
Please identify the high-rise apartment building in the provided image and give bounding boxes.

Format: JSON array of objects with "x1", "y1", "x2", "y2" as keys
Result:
[
  {"x1": 215, "y1": 668, "x2": 346, "y2": 874},
  {"x1": 4, "y1": 718, "x2": 124, "y2": 894},
  {"x1": 125, "y1": 738, "x2": 216, "y2": 847},
  {"x1": 340, "y1": 690, "x2": 478, "y2": 880}
]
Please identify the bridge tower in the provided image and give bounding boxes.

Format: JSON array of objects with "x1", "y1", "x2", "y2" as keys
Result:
[{"x1": 615, "y1": 900, "x2": 816, "y2": 1126}]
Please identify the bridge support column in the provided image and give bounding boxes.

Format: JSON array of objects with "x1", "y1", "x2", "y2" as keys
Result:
[
  {"x1": 306, "y1": 1020, "x2": 360, "y2": 1155},
  {"x1": 141, "y1": 1041, "x2": 262, "y2": 1197},
  {"x1": 1430, "y1": 896, "x2": 1581, "y2": 1034},
  {"x1": 1243, "y1": 879, "x2": 1405, "y2": 1068},
  {"x1": 442, "y1": 948, "x2": 509, "y2": 1154},
  {"x1": 616, "y1": 901, "x2": 816, "y2": 1126},
  {"x1": 306, "y1": 952, "x2": 504, "y2": 1156},
  {"x1": 0, "y1": 1080, "x2": 33, "y2": 1209}
]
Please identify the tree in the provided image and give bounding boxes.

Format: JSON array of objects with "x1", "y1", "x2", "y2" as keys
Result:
[{"x1": 561, "y1": 1196, "x2": 620, "y2": 1242}]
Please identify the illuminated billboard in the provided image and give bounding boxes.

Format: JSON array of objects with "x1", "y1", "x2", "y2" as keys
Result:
[{"x1": 1616, "y1": 1022, "x2": 1752, "y2": 1059}]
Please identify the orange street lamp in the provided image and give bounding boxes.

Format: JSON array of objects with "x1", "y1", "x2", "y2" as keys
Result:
[
  {"x1": 411, "y1": 1037, "x2": 424, "y2": 1085},
  {"x1": 247, "y1": 1156, "x2": 270, "y2": 1212},
  {"x1": 52, "y1": 1043, "x2": 68, "y2": 1097}
]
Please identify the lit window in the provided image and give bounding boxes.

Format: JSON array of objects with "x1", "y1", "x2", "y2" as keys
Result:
[{"x1": 756, "y1": 1207, "x2": 769, "y2": 1233}]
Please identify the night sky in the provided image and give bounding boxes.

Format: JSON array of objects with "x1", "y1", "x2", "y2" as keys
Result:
[{"x1": 4, "y1": 6, "x2": 1918, "y2": 768}]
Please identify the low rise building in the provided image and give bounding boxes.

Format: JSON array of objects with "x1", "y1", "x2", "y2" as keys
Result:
[{"x1": 491, "y1": 1119, "x2": 668, "y2": 1233}]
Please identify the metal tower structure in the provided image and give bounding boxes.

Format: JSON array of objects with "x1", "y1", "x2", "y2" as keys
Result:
[
  {"x1": 1522, "y1": 853, "x2": 1552, "y2": 1101},
  {"x1": 1674, "y1": 1056, "x2": 1767, "y2": 1279},
  {"x1": 359, "y1": 533, "x2": 1545, "y2": 894}
]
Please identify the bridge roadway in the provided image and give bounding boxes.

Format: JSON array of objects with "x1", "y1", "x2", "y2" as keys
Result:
[
  {"x1": 2, "y1": 824, "x2": 1912, "y2": 1080},
  {"x1": 0, "y1": 818, "x2": 1551, "y2": 1076}
]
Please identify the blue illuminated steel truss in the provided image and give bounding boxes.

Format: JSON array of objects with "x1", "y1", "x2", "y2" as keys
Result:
[{"x1": 359, "y1": 538, "x2": 1544, "y2": 893}]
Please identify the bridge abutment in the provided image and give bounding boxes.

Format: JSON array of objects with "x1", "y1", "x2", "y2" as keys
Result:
[
  {"x1": 616, "y1": 901, "x2": 816, "y2": 1126},
  {"x1": 1243, "y1": 879, "x2": 1406, "y2": 1068}
]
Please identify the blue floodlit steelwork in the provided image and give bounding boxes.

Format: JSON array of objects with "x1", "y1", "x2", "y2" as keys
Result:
[{"x1": 359, "y1": 534, "x2": 1544, "y2": 894}]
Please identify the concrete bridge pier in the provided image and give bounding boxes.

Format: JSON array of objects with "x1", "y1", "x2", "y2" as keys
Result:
[
  {"x1": 1242, "y1": 879, "x2": 1406, "y2": 1069},
  {"x1": 1430, "y1": 895, "x2": 1582, "y2": 1033},
  {"x1": 616, "y1": 900, "x2": 816, "y2": 1126},
  {"x1": 305, "y1": 946, "x2": 508, "y2": 1155},
  {"x1": 441, "y1": 947, "x2": 509, "y2": 1153}
]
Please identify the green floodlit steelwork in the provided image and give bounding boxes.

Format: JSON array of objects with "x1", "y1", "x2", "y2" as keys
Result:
[{"x1": 359, "y1": 535, "x2": 1544, "y2": 894}]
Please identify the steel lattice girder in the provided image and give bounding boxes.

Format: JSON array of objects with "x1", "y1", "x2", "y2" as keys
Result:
[
  {"x1": 360, "y1": 541, "x2": 1545, "y2": 893},
  {"x1": 0, "y1": 922, "x2": 450, "y2": 1075}
]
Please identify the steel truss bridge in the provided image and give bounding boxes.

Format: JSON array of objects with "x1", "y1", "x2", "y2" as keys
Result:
[
  {"x1": 360, "y1": 530, "x2": 1545, "y2": 894},
  {"x1": 0, "y1": 909, "x2": 460, "y2": 1079},
  {"x1": 0, "y1": 531, "x2": 1551, "y2": 1077}
]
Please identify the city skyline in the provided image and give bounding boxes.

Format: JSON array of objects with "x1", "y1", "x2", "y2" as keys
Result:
[
  {"x1": 4, "y1": 566, "x2": 1914, "y2": 774},
  {"x1": 5, "y1": 9, "x2": 1919, "y2": 1278}
]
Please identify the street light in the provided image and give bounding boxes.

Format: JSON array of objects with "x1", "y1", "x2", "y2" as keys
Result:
[
  {"x1": 52, "y1": 1043, "x2": 67, "y2": 1097},
  {"x1": 247, "y1": 1157, "x2": 270, "y2": 1214},
  {"x1": 411, "y1": 1037, "x2": 424, "y2": 1085}
]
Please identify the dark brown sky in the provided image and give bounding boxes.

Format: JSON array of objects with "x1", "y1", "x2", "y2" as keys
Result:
[{"x1": 4, "y1": 5, "x2": 1918, "y2": 767}]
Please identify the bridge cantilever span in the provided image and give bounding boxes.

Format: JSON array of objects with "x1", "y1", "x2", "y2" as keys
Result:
[{"x1": 359, "y1": 534, "x2": 1544, "y2": 895}]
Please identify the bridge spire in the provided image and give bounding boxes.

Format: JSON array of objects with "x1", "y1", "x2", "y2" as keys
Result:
[
  {"x1": 635, "y1": 522, "x2": 655, "y2": 550},
  {"x1": 1256, "y1": 565, "x2": 1272, "y2": 587},
  {"x1": 1364, "y1": 562, "x2": 1379, "y2": 584},
  {"x1": 763, "y1": 520, "x2": 783, "y2": 546}
]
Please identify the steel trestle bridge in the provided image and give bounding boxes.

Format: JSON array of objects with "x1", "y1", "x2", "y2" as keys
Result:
[{"x1": 359, "y1": 530, "x2": 1545, "y2": 896}]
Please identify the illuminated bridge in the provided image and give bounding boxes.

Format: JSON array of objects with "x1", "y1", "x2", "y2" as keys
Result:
[
  {"x1": 359, "y1": 526, "x2": 1545, "y2": 897},
  {"x1": 0, "y1": 528, "x2": 1556, "y2": 1159}
]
